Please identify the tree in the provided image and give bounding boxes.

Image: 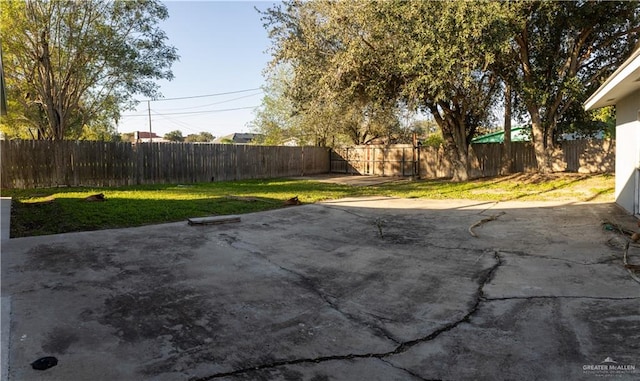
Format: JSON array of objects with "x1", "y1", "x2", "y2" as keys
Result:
[
  {"x1": 502, "y1": 1, "x2": 640, "y2": 171},
  {"x1": 263, "y1": 1, "x2": 511, "y2": 178},
  {"x1": 261, "y1": 1, "x2": 405, "y2": 146},
  {"x1": 556, "y1": 104, "x2": 616, "y2": 139},
  {"x1": 0, "y1": 0, "x2": 178, "y2": 140},
  {"x1": 164, "y1": 130, "x2": 184, "y2": 142},
  {"x1": 120, "y1": 132, "x2": 135, "y2": 143},
  {"x1": 263, "y1": 1, "x2": 636, "y2": 177},
  {"x1": 184, "y1": 131, "x2": 214, "y2": 143},
  {"x1": 374, "y1": 1, "x2": 511, "y2": 180},
  {"x1": 250, "y1": 63, "x2": 311, "y2": 146},
  {"x1": 501, "y1": 83, "x2": 514, "y2": 174}
]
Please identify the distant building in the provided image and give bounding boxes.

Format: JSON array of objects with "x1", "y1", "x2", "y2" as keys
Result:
[
  {"x1": 213, "y1": 133, "x2": 263, "y2": 144},
  {"x1": 122, "y1": 131, "x2": 170, "y2": 143},
  {"x1": 471, "y1": 126, "x2": 531, "y2": 144}
]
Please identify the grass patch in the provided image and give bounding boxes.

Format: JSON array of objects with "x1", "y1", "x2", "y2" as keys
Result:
[
  {"x1": 370, "y1": 173, "x2": 614, "y2": 202},
  {"x1": 1, "y1": 173, "x2": 614, "y2": 237},
  {"x1": 3, "y1": 179, "x2": 361, "y2": 238}
]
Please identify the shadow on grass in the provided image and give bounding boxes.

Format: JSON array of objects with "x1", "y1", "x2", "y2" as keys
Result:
[
  {"x1": 497, "y1": 174, "x2": 597, "y2": 202},
  {"x1": 372, "y1": 175, "x2": 516, "y2": 198},
  {"x1": 9, "y1": 195, "x2": 290, "y2": 238},
  {"x1": 372, "y1": 173, "x2": 597, "y2": 200},
  {"x1": 583, "y1": 187, "x2": 616, "y2": 202}
]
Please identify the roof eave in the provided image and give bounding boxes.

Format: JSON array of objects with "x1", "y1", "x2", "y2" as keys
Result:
[{"x1": 584, "y1": 47, "x2": 640, "y2": 111}]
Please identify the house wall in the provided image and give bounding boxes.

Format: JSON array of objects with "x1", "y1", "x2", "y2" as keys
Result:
[{"x1": 615, "y1": 88, "x2": 640, "y2": 215}]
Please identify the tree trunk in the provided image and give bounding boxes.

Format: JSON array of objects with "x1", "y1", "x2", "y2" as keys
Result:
[
  {"x1": 500, "y1": 84, "x2": 513, "y2": 175},
  {"x1": 429, "y1": 103, "x2": 471, "y2": 181},
  {"x1": 450, "y1": 120, "x2": 470, "y2": 182},
  {"x1": 449, "y1": 141, "x2": 470, "y2": 181},
  {"x1": 529, "y1": 106, "x2": 551, "y2": 173}
]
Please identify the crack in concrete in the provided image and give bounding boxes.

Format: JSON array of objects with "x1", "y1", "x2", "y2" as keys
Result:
[
  {"x1": 225, "y1": 235, "x2": 403, "y2": 346},
  {"x1": 190, "y1": 352, "x2": 392, "y2": 381},
  {"x1": 317, "y1": 204, "x2": 372, "y2": 219},
  {"x1": 288, "y1": 270, "x2": 403, "y2": 345},
  {"x1": 496, "y1": 248, "x2": 621, "y2": 266},
  {"x1": 189, "y1": 348, "x2": 446, "y2": 381},
  {"x1": 189, "y1": 250, "x2": 503, "y2": 381},
  {"x1": 194, "y1": 239, "x2": 637, "y2": 380},
  {"x1": 377, "y1": 358, "x2": 437, "y2": 381},
  {"x1": 389, "y1": 251, "x2": 502, "y2": 355},
  {"x1": 484, "y1": 295, "x2": 640, "y2": 301}
]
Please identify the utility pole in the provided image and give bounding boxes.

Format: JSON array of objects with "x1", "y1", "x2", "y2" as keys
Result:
[{"x1": 147, "y1": 100, "x2": 153, "y2": 143}]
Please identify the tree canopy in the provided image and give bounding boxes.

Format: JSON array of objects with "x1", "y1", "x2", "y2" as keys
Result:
[
  {"x1": 385, "y1": 1, "x2": 511, "y2": 180},
  {"x1": 163, "y1": 130, "x2": 184, "y2": 142},
  {"x1": 257, "y1": 0, "x2": 639, "y2": 177},
  {"x1": 0, "y1": 0, "x2": 179, "y2": 140},
  {"x1": 260, "y1": 1, "x2": 512, "y2": 179},
  {"x1": 250, "y1": 63, "x2": 310, "y2": 146},
  {"x1": 501, "y1": 1, "x2": 640, "y2": 171},
  {"x1": 259, "y1": 1, "x2": 406, "y2": 147},
  {"x1": 185, "y1": 131, "x2": 215, "y2": 143}
]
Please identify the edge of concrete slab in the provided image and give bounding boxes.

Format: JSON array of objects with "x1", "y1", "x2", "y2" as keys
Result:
[
  {"x1": 1, "y1": 296, "x2": 10, "y2": 381},
  {"x1": 1, "y1": 197, "x2": 11, "y2": 380},
  {"x1": 1, "y1": 197, "x2": 10, "y2": 242}
]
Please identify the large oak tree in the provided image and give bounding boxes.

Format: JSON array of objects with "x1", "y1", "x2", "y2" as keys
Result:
[
  {"x1": 385, "y1": 1, "x2": 511, "y2": 181},
  {"x1": 503, "y1": 1, "x2": 639, "y2": 171},
  {"x1": 262, "y1": 1, "x2": 510, "y2": 179}
]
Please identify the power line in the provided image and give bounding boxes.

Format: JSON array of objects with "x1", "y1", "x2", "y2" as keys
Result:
[
  {"x1": 142, "y1": 87, "x2": 262, "y2": 102},
  {"x1": 122, "y1": 105, "x2": 259, "y2": 118},
  {"x1": 150, "y1": 110, "x2": 201, "y2": 134},
  {"x1": 158, "y1": 91, "x2": 262, "y2": 111},
  {"x1": 158, "y1": 105, "x2": 258, "y2": 116}
]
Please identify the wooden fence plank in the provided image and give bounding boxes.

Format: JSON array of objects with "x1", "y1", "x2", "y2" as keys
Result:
[
  {"x1": 1, "y1": 139, "x2": 613, "y2": 189},
  {"x1": 330, "y1": 140, "x2": 615, "y2": 179},
  {"x1": 0, "y1": 140, "x2": 330, "y2": 189}
]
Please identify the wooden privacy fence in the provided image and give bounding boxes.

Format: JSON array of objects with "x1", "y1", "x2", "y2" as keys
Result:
[
  {"x1": 331, "y1": 140, "x2": 615, "y2": 178},
  {"x1": 0, "y1": 140, "x2": 330, "y2": 189}
]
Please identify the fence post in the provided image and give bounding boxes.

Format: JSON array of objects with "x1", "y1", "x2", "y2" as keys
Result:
[
  {"x1": 135, "y1": 143, "x2": 143, "y2": 185},
  {"x1": 301, "y1": 146, "x2": 305, "y2": 177},
  {"x1": 416, "y1": 146, "x2": 421, "y2": 179},
  {"x1": 372, "y1": 147, "x2": 376, "y2": 175},
  {"x1": 346, "y1": 148, "x2": 349, "y2": 174}
]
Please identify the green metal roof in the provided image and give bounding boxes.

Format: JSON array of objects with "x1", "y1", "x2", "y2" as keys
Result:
[{"x1": 471, "y1": 126, "x2": 531, "y2": 144}]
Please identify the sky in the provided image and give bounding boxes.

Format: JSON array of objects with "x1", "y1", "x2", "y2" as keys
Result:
[{"x1": 117, "y1": 1, "x2": 277, "y2": 139}]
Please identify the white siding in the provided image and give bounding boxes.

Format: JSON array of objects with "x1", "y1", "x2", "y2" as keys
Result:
[{"x1": 615, "y1": 88, "x2": 640, "y2": 215}]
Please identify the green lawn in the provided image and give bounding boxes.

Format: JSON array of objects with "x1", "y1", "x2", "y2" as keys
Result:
[{"x1": 1, "y1": 173, "x2": 614, "y2": 238}]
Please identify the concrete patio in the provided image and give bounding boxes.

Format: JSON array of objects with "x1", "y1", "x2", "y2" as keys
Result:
[{"x1": 1, "y1": 196, "x2": 639, "y2": 380}]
